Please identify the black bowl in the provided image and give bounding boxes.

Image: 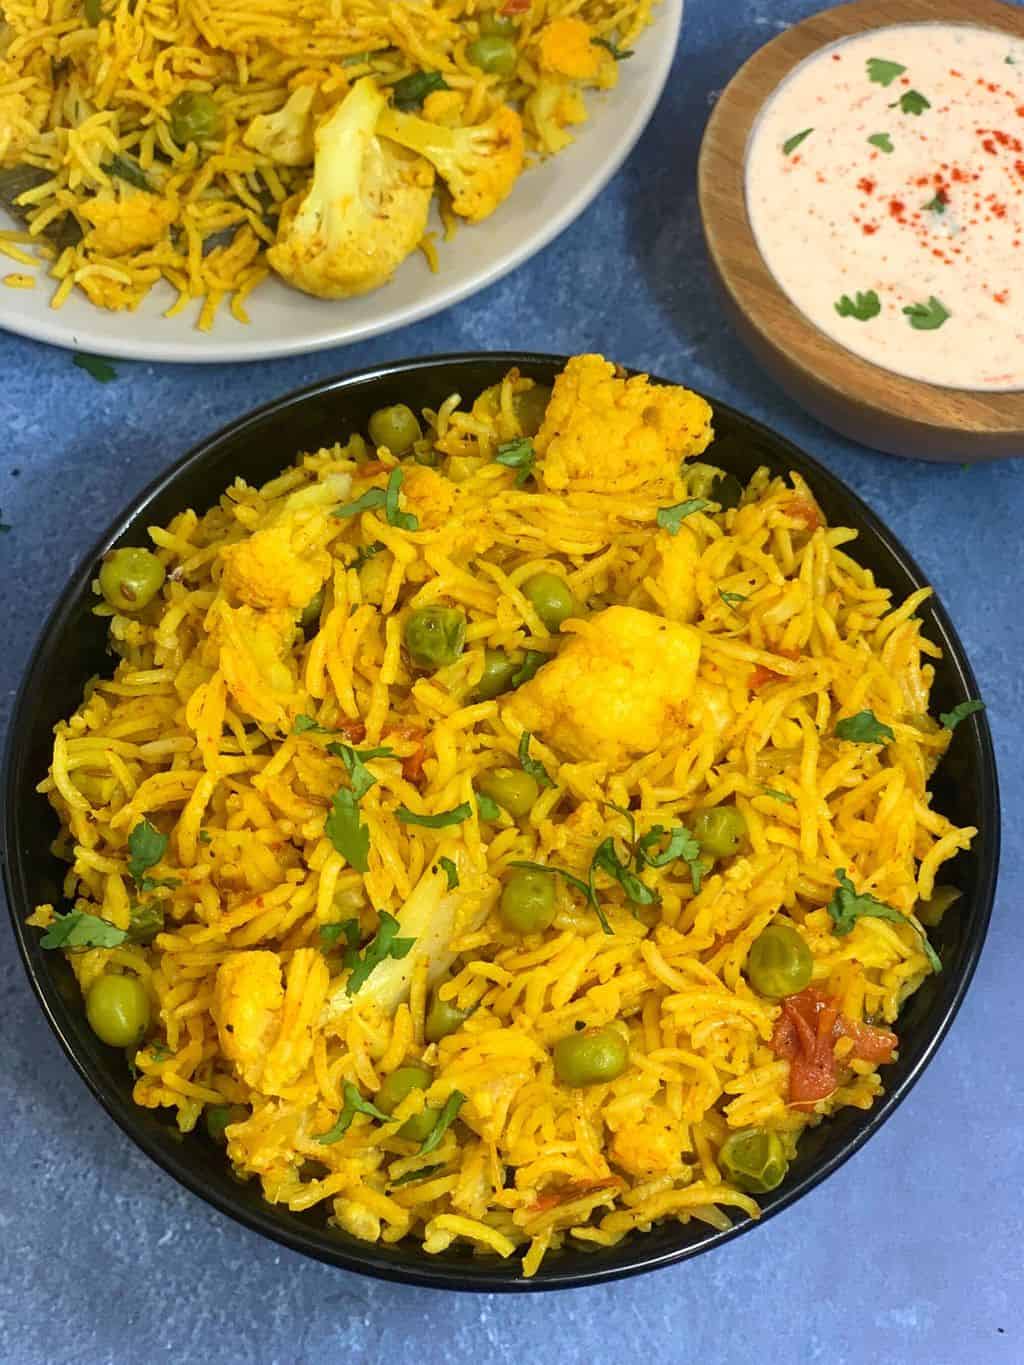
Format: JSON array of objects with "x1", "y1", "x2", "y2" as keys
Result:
[{"x1": 2, "y1": 353, "x2": 999, "y2": 1292}]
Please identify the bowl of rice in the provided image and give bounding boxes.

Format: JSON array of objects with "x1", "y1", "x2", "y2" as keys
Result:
[{"x1": 3, "y1": 352, "x2": 998, "y2": 1290}]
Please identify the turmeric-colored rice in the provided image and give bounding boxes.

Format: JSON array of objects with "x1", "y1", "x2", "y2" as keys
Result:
[{"x1": 31, "y1": 354, "x2": 975, "y2": 1274}]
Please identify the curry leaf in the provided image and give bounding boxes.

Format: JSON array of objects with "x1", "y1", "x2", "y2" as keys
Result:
[
  {"x1": 510, "y1": 650, "x2": 547, "y2": 687},
  {"x1": 418, "y1": 1090, "x2": 466, "y2": 1155},
  {"x1": 762, "y1": 787, "x2": 796, "y2": 804},
  {"x1": 495, "y1": 438, "x2": 535, "y2": 485},
  {"x1": 40, "y1": 910, "x2": 127, "y2": 950},
  {"x1": 834, "y1": 709, "x2": 894, "y2": 744},
  {"x1": 389, "y1": 1162, "x2": 447, "y2": 1187},
  {"x1": 657, "y1": 499, "x2": 709, "y2": 535},
  {"x1": 385, "y1": 467, "x2": 418, "y2": 532},
  {"x1": 344, "y1": 911, "x2": 415, "y2": 996},
  {"x1": 392, "y1": 70, "x2": 449, "y2": 111},
  {"x1": 333, "y1": 488, "x2": 386, "y2": 520},
  {"x1": 327, "y1": 740, "x2": 395, "y2": 801},
  {"x1": 518, "y1": 731, "x2": 553, "y2": 788},
  {"x1": 592, "y1": 35, "x2": 633, "y2": 61},
  {"x1": 396, "y1": 802, "x2": 472, "y2": 828},
  {"x1": 438, "y1": 856, "x2": 459, "y2": 890},
  {"x1": 718, "y1": 588, "x2": 747, "y2": 608},
  {"x1": 107, "y1": 153, "x2": 152, "y2": 190},
  {"x1": 316, "y1": 1081, "x2": 392, "y2": 1144},
  {"x1": 319, "y1": 919, "x2": 361, "y2": 951},
  {"x1": 782, "y1": 127, "x2": 813, "y2": 155},
  {"x1": 940, "y1": 699, "x2": 985, "y2": 731}
]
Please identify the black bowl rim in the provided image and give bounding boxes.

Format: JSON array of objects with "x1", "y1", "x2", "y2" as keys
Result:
[{"x1": 2, "y1": 351, "x2": 1000, "y2": 1292}]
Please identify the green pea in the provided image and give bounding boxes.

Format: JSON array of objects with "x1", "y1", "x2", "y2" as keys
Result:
[
  {"x1": 522, "y1": 572, "x2": 575, "y2": 631},
  {"x1": 916, "y1": 884, "x2": 962, "y2": 928},
  {"x1": 719, "y1": 1128, "x2": 788, "y2": 1194},
  {"x1": 368, "y1": 403, "x2": 422, "y2": 456},
  {"x1": 85, "y1": 974, "x2": 151, "y2": 1048},
  {"x1": 477, "y1": 766, "x2": 538, "y2": 819},
  {"x1": 467, "y1": 35, "x2": 518, "y2": 75},
  {"x1": 398, "y1": 1107, "x2": 439, "y2": 1142},
  {"x1": 404, "y1": 606, "x2": 466, "y2": 670},
  {"x1": 746, "y1": 923, "x2": 813, "y2": 999},
  {"x1": 424, "y1": 992, "x2": 470, "y2": 1043},
  {"x1": 475, "y1": 648, "x2": 519, "y2": 701},
  {"x1": 376, "y1": 1064, "x2": 433, "y2": 1116},
  {"x1": 169, "y1": 91, "x2": 222, "y2": 145},
  {"x1": 300, "y1": 587, "x2": 325, "y2": 633},
  {"x1": 480, "y1": 8, "x2": 517, "y2": 37},
  {"x1": 513, "y1": 384, "x2": 552, "y2": 437},
  {"x1": 692, "y1": 805, "x2": 747, "y2": 858},
  {"x1": 553, "y1": 1026, "x2": 629, "y2": 1087},
  {"x1": 205, "y1": 1103, "x2": 249, "y2": 1143},
  {"x1": 686, "y1": 463, "x2": 744, "y2": 509},
  {"x1": 500, "y1": 867, "x2": 556, "y2": 934},
  {"x1": 98, "y1": 546, "x2": 165, "y2": 613}
]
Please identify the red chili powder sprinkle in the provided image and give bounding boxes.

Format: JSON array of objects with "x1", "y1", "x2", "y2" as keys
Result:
[
  {"x1": 862, "y1": 224, "x2": 878, "y2": 235},
  {"x1": 888, "y1": 198, "x2": 906, "y2": 220},
  {"x1": 858, "y1": 176, "x2": 876, "y2": 195},
  {"x1": 994, "y1": 291, "x2": 1009, "y2": 304}
]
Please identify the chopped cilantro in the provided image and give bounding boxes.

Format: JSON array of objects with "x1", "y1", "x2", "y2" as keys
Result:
[
  {"x1": 40, "y1": 909, "x2": 127, "y2": 950},
  {"x1": 139, "y1": 876, "x2": 180, "y2": 893},
  {"x1": 903, "y1": 296, "x2": 950, "y2": 330},
  {"x1": 475, "y1": 792, "x2": 501, "y2": 822},
  {"x1": 293, "y1": 714, "x2": 325, "y2": 733},
  {"x1": 866, "y1": 58, "x2": 906, "y2": 86},
  {"x1": 384, "y1": 467, "x2": 418, "y2": 532},
  {"x1": 396, "y1": 802, "x2": 472, "y2": 828},
  {"x1": 827, "y1": 869, "x2": 941, "y2": 973},
  {"x1": 590, "y1": 837, "x2": 657, "y2": 909},
  {"x1": 940, "y1": 699, "x2": 985, "y2": 731},
  {"x1": 438, "y1": 856, "x2": 459, "y2": 890},
  {"x1": 148, "y1": 1041, "x2": 173, "y2": 1062},
  {"x1": 868, "y1": 132, "x2": 894, "y2": 153},
  {"x1": 834, "y1": 709, "x2": 894, "y2": 744},
  {"x1": 782, "y1": 128, "x2": 813, "y2": 155},
  {"x1": 890, "y1": 89, "x2": 930, "y2": 116},
  {"x1": 835, "y1": 290, "x2": 881, "y2": 322},
  {"x1": 392, "y1": 70, "x2": 450, "y2": 112},
  {"x1": 343, "y1": 911, "x2": 415, "y2": 996},
  {"x1": 319, "y1": 919, "x2": 360, "y2": 951},
  {"x1": 762, "y1": 787, "x2": 796, "y2": 805},
  {"x1": 324, "y1": 787, "x2": 370, "y2": 872},
  {"x1": 518, "y1": 731, "x2": 553, "y2": 788},
  {"x1": 495, "y1": 438, "x2": 536, "y2": 485},
  {"x1": 198, "y1": 830, "x2": 212, "y2": 844},
  {"x1": 636, "y1": 824, "x2": 704, "y2": 893},
  {"x1": 316, "y1": 1081, "x2": 392, "y2": 1144},
  {"x1": 417, "y1": 1090, "x2": 466, "y2": 1155},
  {"x1": 509, "y1": 859, "x2": 610, "y2": 933},
  {"x1": 327, "y1": 740, "x2": 395, "y2": 800},
  {"x1": 592, "y1": 35, "x2": 633, "y2": 61},
  {"x1": 127, "y1": 819, "x2": 169, "y2": 883},
  {"x1": 923, "y1": 191, "x2": 947, "y2": 214},
  {"x1": 389, "y1": 1163, "x2": 446, "y2": 1187},
  {"x1": 657, "y1": 499, "x2": 709, "y2": 535},
  {"x1": 72, "y1": 352, "x2": 117, "y2": 383},
  {"x1": 353, "y1": 540, "x2": 385, "y2": 570},
  {"x1": 510, "y1": 650, "x2": 547, "y2": 687}
]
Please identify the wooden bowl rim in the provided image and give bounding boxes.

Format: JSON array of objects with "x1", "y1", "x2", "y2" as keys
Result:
[{"x1": 698, "y1": 0, "x2": 1024, "y2": 439}]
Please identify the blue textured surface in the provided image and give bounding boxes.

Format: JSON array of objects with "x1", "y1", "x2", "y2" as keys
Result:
[{"x1": 1, "y1": 3, "x2": 1021, "y2": 1362}]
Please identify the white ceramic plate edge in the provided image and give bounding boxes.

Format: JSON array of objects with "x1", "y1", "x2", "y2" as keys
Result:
[{"x1": 0, "y1": 0, "x2": 682, "y2": 364}]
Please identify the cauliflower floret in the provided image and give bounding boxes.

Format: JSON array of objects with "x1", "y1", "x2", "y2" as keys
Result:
[
  {"x1": 537, "y1": 17, "x2": 612, "y2": 83},
  {"x1": 267, "y1": 77, "x2": 435, "y2": 300},
  {"x1": 79, "y1": 194, "x2": 177, "y2": 255},
  {"x1": 525, "y1": 76, "x2": 587, "y2": 154},
  {"x1": 400, "y1": 465, "x2": 456, "y2": 529},
  {"x1": 650, "y1": 526, "x2": 700, "y2": 622},
  {"x1": 610, "y1": 1109, "x2": 684, "y2": 1177},
  {"x1": 506, "y1": 606, "x2": 702, "y2": 767},
  {"x1": 377, "y1": 103, "x2": 523, "y2": 223},
  {"x1": 422, "y1": 89, "x2": 467, "y2": 126},
  {"x1": 212, "y1": 951, "x2": 284, "y2": 1090},
  {"x1": 243, "y1": 85, "x2": 316, "y2": 167},
  {"x1": 333, "y1": 1197, "x2": 381, "y2": 1242},
  {"x1": 220, "y1": 522, "x2": 331, "y2": 611},
  {"x1": 536, "y1": 355, "x2": 714, "y2": 495},
  {"x1": 210, "y1": 601, "x2": 298, "y2": 728}
]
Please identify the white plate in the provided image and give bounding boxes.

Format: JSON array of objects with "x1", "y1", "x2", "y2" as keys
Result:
[{"x1": 0, "y1": 0, "x2": 682, "y2": 364}]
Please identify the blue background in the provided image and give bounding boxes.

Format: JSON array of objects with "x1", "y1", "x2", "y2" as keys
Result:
[{"x1": 1, "y1": 2, "x2": 1020, "y2": 1362}]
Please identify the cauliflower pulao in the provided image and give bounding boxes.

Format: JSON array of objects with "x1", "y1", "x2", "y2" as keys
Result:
[{"x1": 31, "y1": 355, "x2": 976, "y2": 1276}]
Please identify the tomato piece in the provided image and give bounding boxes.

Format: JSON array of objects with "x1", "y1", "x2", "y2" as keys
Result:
[
  {"x1": 772, "y1": 987, "x2": 899, "y2": 1110},
  {"x1": 783, "y1": 498, "x2": 822, "y2": 532},
  {"x1": 749, "y1": 664, "x2": 784, "y2": 691},
  {"x1": 500, "y1": 0, "x2": 530, "y2": 12},
  {"x1": 336, "y1": 718, "x2": 367, "y2": 744},
  {"x1": 527, "y1": 1177, "x2": 621, "y2": 1214}
]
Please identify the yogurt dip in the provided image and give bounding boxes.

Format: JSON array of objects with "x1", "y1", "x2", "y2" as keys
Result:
[{"x1": 746, "y1": 23, "x2": 1024, "y2": 391}]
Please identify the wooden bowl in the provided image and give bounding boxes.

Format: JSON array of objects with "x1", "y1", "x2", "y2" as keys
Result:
[{"x1": 698, "y1": 0, "x2": 1024, "y2": 462}]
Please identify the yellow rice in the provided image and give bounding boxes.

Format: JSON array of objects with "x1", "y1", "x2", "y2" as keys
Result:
[
  {"x1": 30, "y1": 354, "x2": 974, "y2": 1274},
  {"x1": 0, "y1": 0, "x2": 653, "y2": 326}
]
